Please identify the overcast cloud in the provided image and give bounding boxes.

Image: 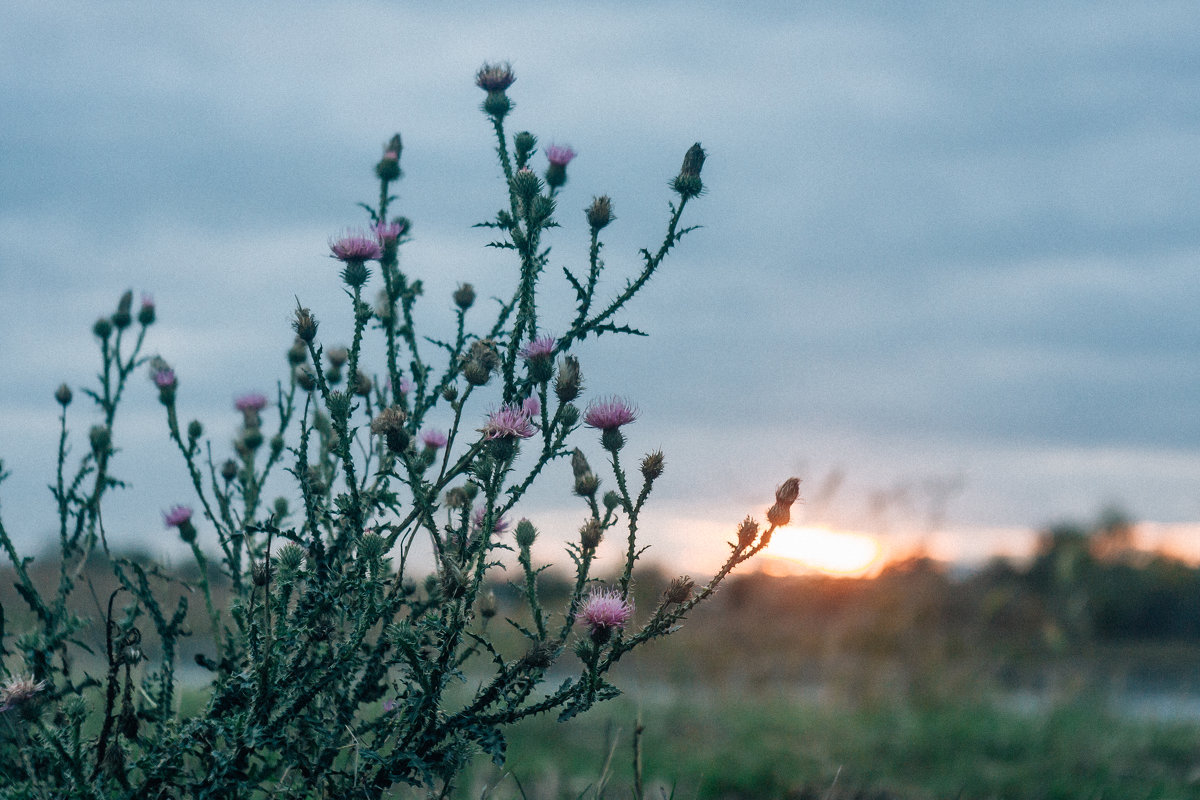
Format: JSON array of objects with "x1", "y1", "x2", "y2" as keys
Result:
[{"x1": 2, "y1": 1, "x2": 1199, "y2": 568}]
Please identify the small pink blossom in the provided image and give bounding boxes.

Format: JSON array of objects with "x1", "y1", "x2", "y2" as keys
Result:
[
  {"x1": 518, "y1": 335, "x2": 556, "y2": 361},
  {"x1": 584, "y1": 397, "x2": 638, "y2": 431},
  {"x1": 480, "y1": 404, "x2": 536, "y2": 440},
  {"x1": 579, "y1": 587, "x2": 633, "y2": 635},
  {"x1": 152, "y1": 368, "x2": 177, "y2": 390},
  {"x1": 375, "y1": 220, "x2": 404, "y2": 244},
  {"x1": 471, "y1": 506, "x2": 510, "y2": 534},
  {"x1": 545, "y1": 144, "x2": 576, "y2": 167},
  {"x1": 329, "y1": 229, "x2": 383, "y2": 263},
  {"x1": 383, "y1": 698, "x2": 399, "y2": 713},
  {"x1": 395, "y1": 377, "x2": 414, "y2": 396},
  {"x1": 235, "y1": 393, "x2": 269, "y2": 413},
  {"x1": 420, "y1": 429, "x2": 448, "y2": 449},
  {"x1": 163, "y1": 505, "x2": 193, "y2": 528},
  {"x1": 140, "y1": 293, "x2": 154, "y2": 311},
  {"x1": 522, "y1": 395, "x2": 540, "y2": 418}
]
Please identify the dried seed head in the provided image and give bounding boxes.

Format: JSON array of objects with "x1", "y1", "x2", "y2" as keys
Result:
[
  {"x1": 574, "y1": 471, "x2": 600, "y2": 498},
  {"x1": 293, "y1": 306, "x2": 318, "y2": 342},
  {"x1": 444, "y1": 486, "x2": 469, "y2": 509},
  {"x1": 640, "y1": 451, "x2": 665, "y2": 482},
  {"x1": 586, "y1": 195, "x2": 614, "y2": 231},
  {"x1": 326, "y1": 346, "x2": 349, "y2": 369},
  {"x1": 775, "y1": 477, "x2": 802, "y2": 506},
  {"x1": 287, "y1": 337, "x2": 308, "y2": 366},
  {"x1": 0, "y1": 674, "x2": 48, "y2": 714},
  {"x1": 736, "y1": 516, "x2": 759, "y2": 549},
  {"x1": 475, "y1": 62, "x2": 515, "y2": 93},
  {"x1": 579, "y1": 518, "x2": 603, "y2": 551},
  {"x1": 555, "y1": 355, "x2": 583, "y2": 402},
  {"x1": 520, "y1": 641, "x2": 558, "y2": 669},
  {"x1": 672, "y1": 142, "x2": 707, "y2": 199},
  {"x1": 665, "y1": 575, "x2": 695, "y2": 605},
  {"x1": 353, "y1": 370, "x2": 373, "y2": 397}
]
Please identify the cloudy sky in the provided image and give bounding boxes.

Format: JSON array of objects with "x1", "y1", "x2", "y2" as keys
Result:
[{"x1": 2, "y1": 2, "x2": 1198, "y2": 571}]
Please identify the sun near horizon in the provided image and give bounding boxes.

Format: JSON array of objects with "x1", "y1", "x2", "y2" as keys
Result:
[{"x1": 761, "y1": 525, "x2": 884, "y2": 577}]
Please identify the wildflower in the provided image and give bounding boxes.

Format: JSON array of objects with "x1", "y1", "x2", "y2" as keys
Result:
[
  {"x1": 480, "y1": 404, "x2": 536, "y2": 441},
  {"x1": 522, "y1": 395, "x2": 540, "y2": 418},
  {"x1": 375, "y1": 133, "x2": 402, "y2": 181},
  {"x1": 453, "y1": 283, "x2": 476, "y2": 310},
  {"x1": 476, "y1": 62, "x2": 515, "y2": 119},
  {"x1": 471, "y1": 507, "x2": 510, "y2": 534},
  {"x1": 0, "y1": 674, "x2": 47, "y2": 714},
  {"x1": 371, "y1": 406, "x2": 409, "y2": 454},
  {"x1": 579, "y1": 587, "x2": 633, "y2": 643},
  {"x1": 329, "y1": 229, "x2": 382, "y2": 288},
  {"x1": 544, "y1": 144, "x2": 576, "y2": 189},
  {"x1": 395, "y1": 377, "x2": 414, "y2": 397},
  {"x1": 235, "y1": 392, "x2": 269, "y2": 428},
  {"x1": 640, "y1": 450, "x2": 665, "y2": 481},
  {"x1": 375, "y1": 219, "x2": 405, "y2": 246},
  {"x1": 519, "y1": 335, "x2": 556, "y2": 361},
  {"x1": 555, "y1": 355, "x2": 582, "y2": 402},
  {"x1": 164, "y1": 505, "x2": 197, "y2": 544},
  {"x1": 665, "y1": 576, "x2": 695, "y2": 605},
  {"x1": 383, "y1": 698, "x2": 399, "y2": 713},
  {"x1": 585, "y1": 396, "x2": 638, "y2": 451},
  {"x1": 153, "y1": 368, "x2": 177, "y2": 391},
  {"x1": 672, "y1": 142, "x2": 706, "y2": 199},
  {"x1": 420, "y1": 429, "x2": 448, "y2": 450}
]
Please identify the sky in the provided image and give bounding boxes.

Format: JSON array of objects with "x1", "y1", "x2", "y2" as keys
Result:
[{"x1": 2, "y1": 1, "x2": 1199, "y2": 573}]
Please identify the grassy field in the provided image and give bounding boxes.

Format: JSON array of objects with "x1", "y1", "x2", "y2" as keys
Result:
[{"x1": 459, "y1": 688, "x2": 1200, "y2": 799}]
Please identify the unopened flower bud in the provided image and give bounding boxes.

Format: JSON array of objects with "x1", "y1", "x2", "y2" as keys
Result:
[
  {"x1": 665, "y1": 575, "x2": 695, "y2": 605},
  {"x1": 221, "y1": 459, "x2": 238, "y2": 482},
  {"x1": 453, "y1": 283, "x2": 476, "y2": 310},
  {"x1": 766, "y1": 502, "x2": 790, "y2": 528},
  {"x1": 137, "y1": 294, "x2": 156, "y2": 326},
  {"x1": 93, "y1": 317, "x2": 113, "y2": 340},
  {"x1": 276, "y1": 543, "x2": 305, "y2": 573},
  {"x1": 515, "y1": 518, "x2": 538, "y2": 550},
  {"x1": 354, "y1": 370, "x2": 372, "y2": 397},
  {"x1": 580, "y1": 518, "x2": 603, "y2": 551},
  {"x1": 375, "y1": 134, "x2": 402, "y2": 181},
  {"x1": 514, "y1": 130, "x2": 537, "y2": 166},
  {"x1": 187, "y1": 420, "x2": 203, "y2": 440},
  {"x1": 89, "y1": 425, "x2": 111, "y2": 456},
  {"x1": 358, "y1": 532, "x2": 385, "y2": 563},
  {"x1": 54, "y1": 383, "x2": 72, "y2": 406},
  {"x1": 295, "y1": 365, "x2": 317, "y2": 392},
  {"x1": 241, "y1": 428, "x2": 264, "y2": 451},
  {"x1": 287, "y1": 338, "x2": 308, "y2": 366},
  {"x1": 775, "y1": 477, "x2": 801, "y2": 506},
  {"x1": 112, "y1": 290, "x2": 134, "y2": 330},
  {"x1": 574, "y1": 471, "x2": 600, "y2": 498},
  {"x1": 273, "y1": 496, "x2": 289, "y2": 518},
  {"x1": 640, "y1": 451, "x2": 665, "y2": 482},
  {"x1": 251, "y1": 560, "x2": 271, "y2": 586},
  {"x1": 603, "y1": 491, "x2": 621, "y2": 512},
  {"x1": 442, "y1": 385, "x2": 459, "y2": 402},
  {"x1": 511, "y1": 167, "x2": 542, "y2": 201},
  {"x1": 586, "y1": 195, "x2": 614, "y2": 230},
  {"x1": 555, "y1": 355, "x2": 582, "y2": 402},
  {"x1": 444, "y1": 486, "x2": 469, "y2": 509},
  {"x1": 672, "y1": 142, "x2": 706, "y2": 199}
]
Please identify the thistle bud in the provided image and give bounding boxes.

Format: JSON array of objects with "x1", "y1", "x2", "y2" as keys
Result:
[
  {"x1": 112, "y1": 290, "x2": 134, "y2": 330},
  {"x1": 442, "y1": 384, "x2": 459, "y2": 402},
  {"x1": 574, "y1": 471, "x2": 600, "y2": 498},
  {"x1": 570, "y1": 446, "x2": 594, "y2": 481},
  {"x1": 520, "y1": 641, "x2": 558, "y2": 669},
  {"x1": 476, "y1": 62, "x2": 515, "y2": 119},
  {"x1": 511, "y1": 167, "x2": 542, "y2": 201},
  {"x1": 602, "y1": 491, "x2": 621, "y2": 512},
  {"x1": 251, "y1": 560, "x2": 271, "y2": 586},
  {"x1": 241, "y1": 428, "x2": 264, "y2": 451},
  {"x1": 187, "y1": 420, "x2": 203, "y2": 440},
  {"x1": 93, "y1": 317, "x2": 113, "y2": 340},
  {"x1": 453, "y1": 283, "x2": 476, "y2": 310},
  {"x1": 580, "y1": 518, "x2": 603, "y2": 551},
  {"x1": 273, "y1": 496, "x2": 289, "y2": 518},
  {"x1": 354, "y1": 370, "x2": 372, "y2": 397},
  {"x1": 736, "y1": 516, "x2": 759, "y2": 550},
  {"x1": 137, "y1": 294, "x2": 156, "y2": 326},
  {"x1": 358, "y1": 532, "x2": 385, "y2": 563},
  {"x1": 586, "y1": 195, "x2": 614, "y2": 231},
  {"x1": 515, "y1": 518, "x2": 538, "y2": 550},
  {"x1": 221, "y1": 459, "x2": 238, "y2": 482},
  {"x1": 54, "y1": 383, "x2": 72, "y2": 406},
  {"x1": 775, "y1": 477, "x2": 801, "y2": 506},
  {"x1": 295, "y1": 365, "x2": 317, "y2": 392},
  {"x1": 672, "y1": 142, "x2": 706, "y2": 199},
  {"x1": 89, "y1": 425, "x2": 111, "y2": 456},
  {"x1": 287, "y1": 338, "x2": 308, "y2": 366},
  {"x1": 640, "y1": 451, "x2": 665, "y2": 482},
  {"x1": 665, "y1": 575, "x2": 695, "y2": 605},
  {"x1": 514, "y1": 130, "x2": 537, "y2": 167},
  {"x1": 276, "y1": 543, "x2": 306, "y2": 573},
  {"x1": 293, "y1": 306, "x2": 318, "y2": 342},
  {"x1": 766, "y1": 502, "x2": 790, "y2": 528},
  {"x1": 444, "y1": 486, "x2": 469, "y2": 509},
  {"x1": 479, "y1": 590, "x2": 497, "y2": 619},
  {"x1": 555, "y1": 355, "x2": 582, "y2": 402},
  {"x1": 375, "y1": 133, "x2": 402, "y2": 181}
]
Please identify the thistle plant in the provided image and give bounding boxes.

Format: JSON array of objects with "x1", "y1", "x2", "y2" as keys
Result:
[{"x1": 0, "y1": 62, "x2": 797, "y2": 798}]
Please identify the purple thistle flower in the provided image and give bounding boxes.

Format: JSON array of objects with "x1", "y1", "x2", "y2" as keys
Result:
[
  {"x1": 545, "y1": 144, "x2": 576, "y2": 167},
  {"x1": 471, "y1": 506, "x2": 510, "y2": 534},
  {"x1": 522, "y1": 395, "x2": 540, "y2": 418},
  {"x1": 235, "y1": 393, "x2": 269, "y2": 413},
  {"x1": 329, "y1": 229, "x2": 383, "y2": 263},
  {"x1": 163, "y1": 505, "x2": 193, "y2": 528},
  {"x1": 480, "y1": 403, "x2": 536, "y2": 440},
  {"x1": 518, "y1": 335, "x2": 556, "y2": 361},
  {"x1": 152, "y1": 368, "x2": 177, "y2": 390},
  {"x1": 475, "y1": 62, "x2": 515, "y2": 92},
  {"x1": 383, "y1": 698, "x2": 399, "y2": 713},
  {"x1": 375, "y1": 220, "x2": 404, "y2": 244},
  {"x1": 584, "y1": 397, "x2": 638, "y2": 431},
  {"x1": 420, "y1": 429, "x2": 448, "y2": 450},
  {"x1": 0, "y1": 674, "x2": 47, "y2": 714},
  {"x1": 579, "y1": 587, "x2": 633, "y2": 635}
]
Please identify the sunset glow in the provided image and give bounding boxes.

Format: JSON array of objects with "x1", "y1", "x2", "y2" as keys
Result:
[{"x1": 764, "y1": 526, "x2": 883, "y2": 577}]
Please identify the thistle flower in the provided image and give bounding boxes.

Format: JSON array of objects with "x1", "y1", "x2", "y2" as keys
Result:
[
  {"x1": 152, "y1": 367, "x2": 177, "y2": 391},
  {"x1": 471, "y1": 506, "x2": 510, "y2": 534},
  {"x1": 375, "y1": 219, "x2": 405, "y2": 245},
  {"x1": 475, "y1": 61, "x2": 515, "y2": 92},
  {"x1": 138, "y1": 293, "x2": 156, "y2": 326},
  {"x1": 584, "y1": 397, "x2": 637, "y2": 431},
  {"x1": 394, "y1": 377, "x2": 414, "y2": 397},
  {"x1": 329, "y1": 229, "x2": 384, "y2": 263},
  {"x1": 164, "y1": 505, "x2": 197, "y2": 543},
  {"x1": 519, "y1": 335, "x2": 557, "y2": 361},
  {"x1": 586, "y1": 195, "x2": 614, "y2": 230},
  {"x1": 420, "y1": 429, "x2": 448, "y2": 450},
  {"x1": 235, "y1": 392, "x2": 269, "y2": 428},
  {"x1": 522, "y1": 395, "x2": 540, "y2": 418},
  {"x1": 371, "y1": 406, "x2": 409, "y2": 454},
  {"x1": 545, "y1": 144, "x2": 576, "y2": 189},
  {"x1": 0, "y1": 674, "x2": 47, "y2": 714},
  {"x1": 579, "y1": 587, "x2": 633, "y2": 643},
  {"x1": 480, "y1": 404, "x2": 536, "y2": 440}
]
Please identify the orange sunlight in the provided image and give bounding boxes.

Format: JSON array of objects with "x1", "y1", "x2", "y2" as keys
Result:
[{"x1": 763, "y1": 526, "x2": 883, "y2": 577}]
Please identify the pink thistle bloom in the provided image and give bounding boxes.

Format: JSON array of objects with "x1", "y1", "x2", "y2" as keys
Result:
[
  {"x1": 163, "y1": 505, "x2": 193, "y2": 528},
  {"x1": 475, "y1": 62, "x2": 515, "y2": 92},
  {"x1": 383, "y1": 698, "x2": 399, "y2": 713},
  {"x1": 522, "y1": 395, "x2": 540, "y2": 418},
  {"x1": 0, "y1": 674, "x2": 48, "y2": 713},
  {"x1": 152, "y1": 368, "x2": 177, "y2": 390},
  {"x1": 545, "y1": 144, "x2": 576, "y2": 167},
  {"x1": 235, "y1": 393, "x2": 269, "y2": 413},
  {"x1": 375, "y1": 220, "x2": 404, "y2": 244},
  {"x1": 480, "y1": 403, "x2": 536, "y2": 440},
  {"x1": 471, "y1": 506, "x2": 510, "y2": 534},
  {"x1": 381, "y1": 150, "x2": 399, "y2": 162},
  {"x1": 420, "y1": 429, "x2": 448, "y2": 449},
  {"x1": 394, "y1": 377, "x2": 414, "y2": 397},
  {"x1": 518, "y1": 335, "x2": 556, "y2": 361},
  {"x1": 140, "y1": 293, "x2": 154, "y2": 311},
  {"x1": 329, "y1": 229, "x2": 383, "y2": 263},
  {"x1": 584, "y1": 397, "x2": 638, "y2": 431},
  {"x1": 579, "y1": 587, "x2": 633, "y2": 635}
]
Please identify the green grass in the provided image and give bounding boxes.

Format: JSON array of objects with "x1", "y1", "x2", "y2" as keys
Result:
[{"x1": 457, "y1": 688, "x2": 1200, "y2": 799}]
